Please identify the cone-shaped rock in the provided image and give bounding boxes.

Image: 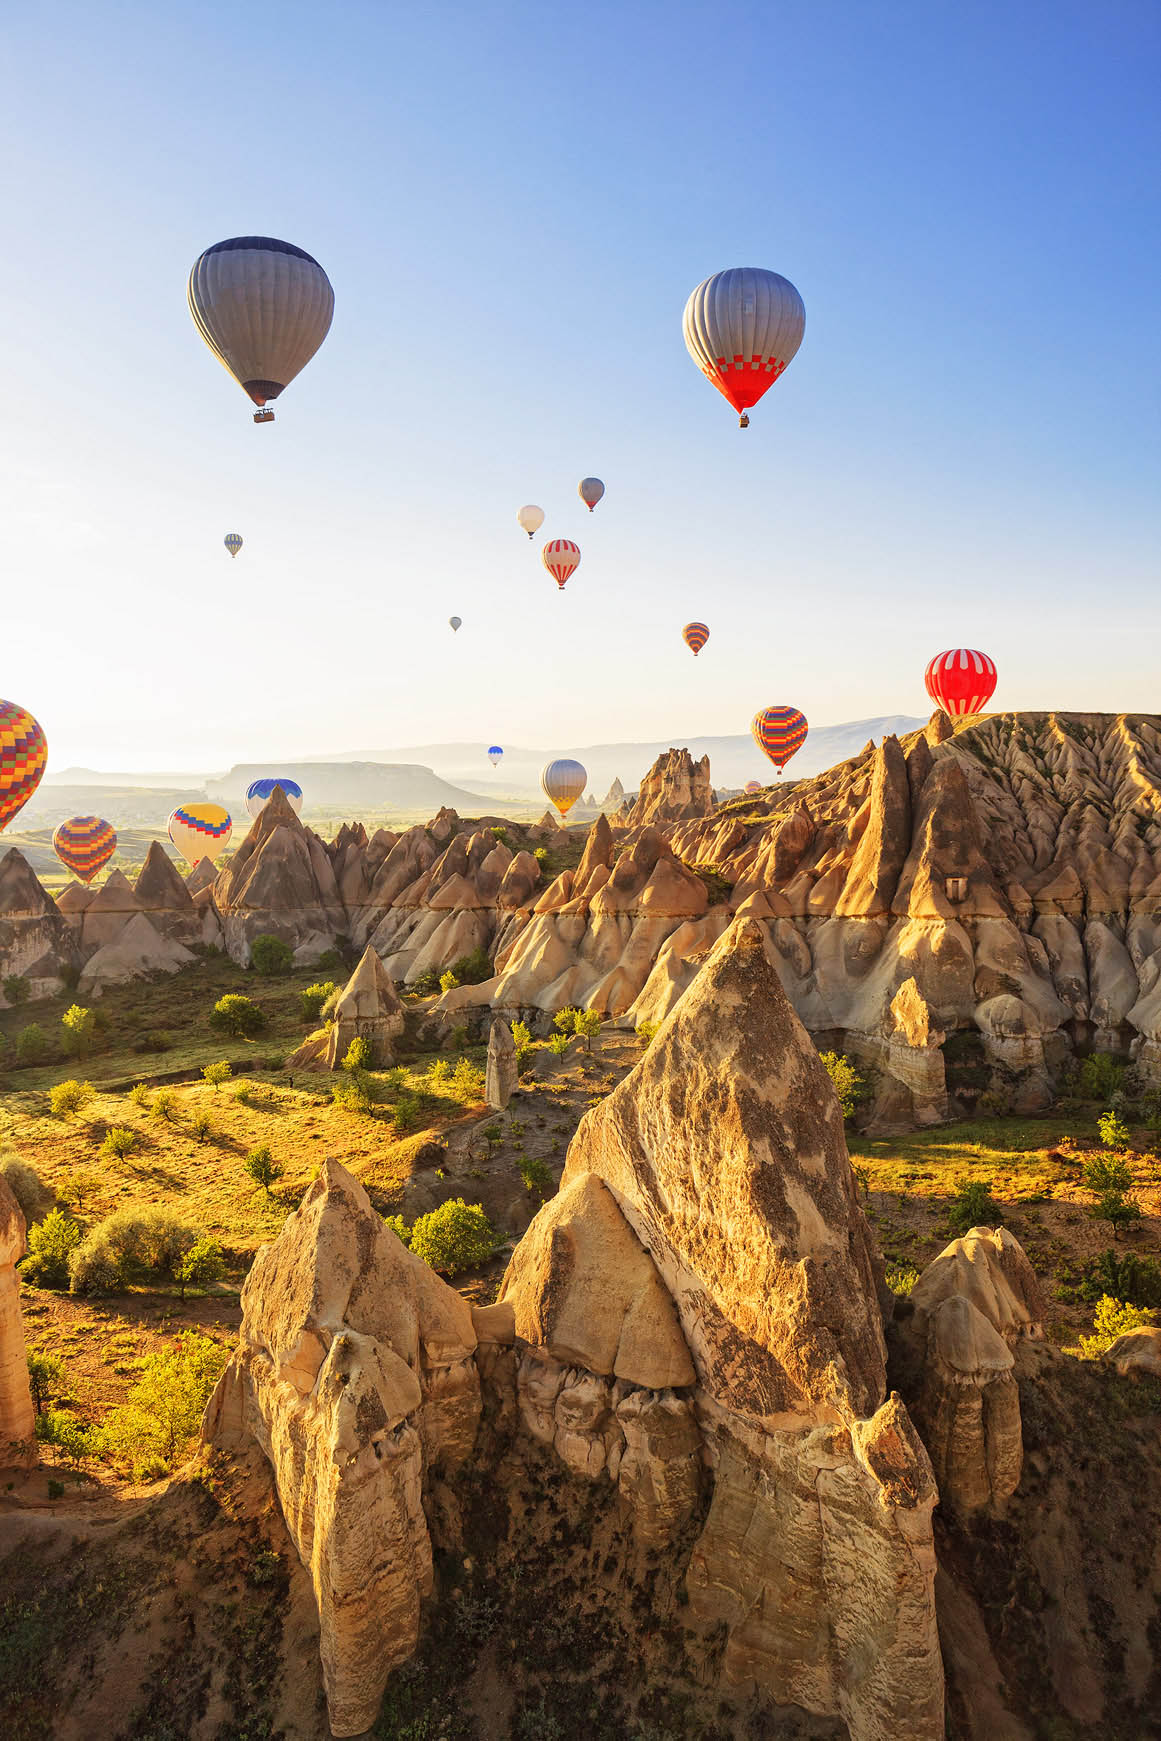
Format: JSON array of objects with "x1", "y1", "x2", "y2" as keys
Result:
[
  {"x1": 0, "y1": 848, "x2": 75, "y2": 1000},
  {"x1": 0, "y1": 1171, "x2": 34, "y2": 1465},
  {"x1": 326, "y1": 945, "x2": 405, "y2": 1068}
]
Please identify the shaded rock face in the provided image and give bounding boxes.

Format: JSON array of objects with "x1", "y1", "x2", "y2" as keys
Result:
[
  {"x1": 0, "y1": 1173, "x2": 34, "y2": 1466},
  {"x1": 212, "y1": 788, "x2": 346, "y2": 965},
  {"x1": 133, "y1": 841, "x2": 203, "y2": 946},
  {"x1": 325, "y1": 944, "x2": 404, "y2": 1069},
  {"x1": 484, "y1": 1016, "x2": 517, "y2": 1109},
  {"x1": 0, "y1": 849, "x2": 76, "y2": 1002},
  {"x1": 78, "y1": 911, "x2": 196, "y2": 999},
  {"x1": 204, "y1": 1160, "x2": 479, "y2": 1738},
  {"x1": 618, "y1": 747, "x2": 713, "y2": 826}
]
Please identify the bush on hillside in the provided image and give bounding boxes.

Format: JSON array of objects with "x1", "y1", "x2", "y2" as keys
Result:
[
  {"x1": 245, "y1": 1145, "x2": 282, "y2": 1197},
  {"x1": 1079, "y1": 1054, "x2": 1125, "y2": 1101},
  {"x1": 819, "y1": 1051, "x2": 867, "y2": 1119},
  {"x1": 0, "y1": 1149, "x2": 53, "y2": 1225},
  {"x1": 250, "y1": 933, "x2": 294, "y2": 976},
  {"x1": 100, "y1": 1126, "x2": 140, "y2": 1160},
  {"x1": 948, "y1": 1176, "x2": 1001, "y2": 1233},
  {"x1": 98, "y1": 1333, "x2": 228, "y2": 1478},
  {"x1": 49, "y1": 1079, "x2": 94, "y2": 1119},
  {"x1": 210, "y1": 994, "x2": 266, "y2": 1038},
  {"x1": 15, "y1": 1024, "x2": 50, "y2": 1065},
  {"x1": 342, "y1": 1035, "x2": 372, "y2": 1072},
  {"x1": 1097, "y1": 1110, "x2": 1132, "y2": 1150},
  {"x1": 202, "y1": 1060, "x2": 231, "y2": 1090},
  {"x1": 26, "y1": 1349, "x2": 67, "y2": 1414},
  {"x1": 300, "y1": 980, "x2": 337, "y2": 1023},
  {"x1": 1078, "y1": 1295, "x2": 1156, "y2": 1360},
  {"x1": 175, "y1": 1236, "x2": 226, "y2": 1298},
  {"x1": 408, "y1": 1199, "x2": 497, "y2": 1277},
  {"x1": 3, "y1": 973, "x2": 30, "y2": 1005},
  {"x1": 69, "y1": 1204, "x2": 199, "y2": 1295},
  {"x1": 448, "y1": 948, "x2": 492, "y2": 986},
  {"x1": 21, "y1": 1209, "x2": 85, "y2": 1289},
  {"x1": 61, "y1": 1005, "x2": 96, "y2": 1059}
]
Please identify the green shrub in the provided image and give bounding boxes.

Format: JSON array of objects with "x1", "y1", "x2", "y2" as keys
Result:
[
  {"x1": 1078, "y1": 1295, "x2": 1156, "y2": 1359},
  {"x1": 62, "y1": 1166, "x2": 102, "y2": 1212},
  {"x1": 1079, "y1": 1054, "x2": 1125, "y2": 1100},
  {"x1": 202, "y1": 1060, "x2": 231, "y2": 1091},
  {"x1": 884, "y1": 1263, "x2": 920, "y2": 1296},
  {"x1": 245, "y1": 1145, "x2": 282, "y2": 1196},
  {"x1": 69, "y1": 1204, "x2": 198, "y2": 1295},
  {"x1": 819, "y1": 1051, "x2": 867, "y2": 1119},
  {"x1": 533, "y1": 846, "x2": 549, "y2": 867},
  {"x1": 1091, "y1": 1189, "x2": 1142, "y2": 1238},
  {"x1": 175, "y1": 1236, "x2": 225, "y2": 1298},
  {"x1": 1082, "y1": 1249, "x2": 1161, "y2": 1309},
  {"x1": 512, "y1": 1020, "x2": 534, "y2": 1072},
  {"x1": 332, "y1": 1071, "x2": 375, "y2": 1115},
  {"x1": 448, "y1": 948, "x2": 492, "y2": 986},
  {"x1": 516, "y1": 1155, "x2": 553, "y2": 1196},
  {"x1": 450, "y1": 1024, "x2": 469, "y2": 1050},
  {"x1": 100, "y1": 1126, "x2": 140, "y2": 1161},
  {"x1": 409, "y1": 969, "x2": 442, "y2": 998},
  {"x1": 61, "y1": 1005, "x2": 96, "y2": 1059},
  {"x1": 0, "y1": 1149, "x2": 52, "y2": 1225},
  {"x1": 1097, "y1": 1110, "x2": 1131, "y2": 1150},
  {"x1": 49, "y1": 1079, "x2": 93, "y2": 1119},
  {"x1": 21, "y1": 1209, "x2": 84, "y2": 1289},
  {"x1": 553, "y1": 1008, "x2": 580, "y2": 1035},
  {"x1": 383, "y1": 1213, "x2": 410, "y2": 1245},
  {"x1": 209, "y1": 994, "x2": 266, "y2": 1038},
  {"x1": 300, "y1": 981, "x2": 337, "y2": 1023},
  {"x1": 316, "y1": 948, "x2": 343, "y2": 971},
  {"x1": 948, "y1": 1176, "x2": 1001, "y2": 1233},
  {"x1": 191, "y1": 1112, "x2": 213, "y2": 1143},
  {"x1": 3, "y1": 973, "x2": 30, "y2": 1005},
  {"x1": 635, "y1": 1021, "x2": 659, "y2": 1049},
  {"x1": 439, "y1": 969, "x2": 460, "y2": 994},
  {"x1": 150, "y1": 1089, "x2": 178, "y2": 1122},
  {"x1": 132, "y1": 1029, "x2": 173, "y2": 1054},
  {"x1": 38, "y1": 1409, "x2": 97, "y2": 1467},
  {"x1": 249, "y1": 933, "x2": 294, "y2": 976},
  {"x1": 127, "y1": 1080, "x2": 150, "y2": 1105},
  {"x1": 547, "y1": 1033, "x2": 570, "y2": 1058},
  {"x1": 27, "y1": 1349, "x2": 66, "y2": 1414},
  {"x1": 450, "y1": 1057, "x2": 485, "y2": 1102},
  {"x1": 392, "y1": 1093, "x2": 422, "y2": 1132},
  {"x1": 342, "y1": 1035, "x2": 372, "y2": 1072},
  {"x1": 408, "y1": 1199, "x2": 497, "y2": 1276},
  {"x1": 15, "y1": 1024, "x2": 49, "y2": 1065},
  {"x1": 98, "y1": 1333, "x2": 228, "y2": 1476}
]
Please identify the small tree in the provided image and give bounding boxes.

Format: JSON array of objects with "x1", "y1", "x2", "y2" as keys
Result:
[
  {"x1": 635, "y1": 1020, "x2": 659, "y2": 1049},
  {"x1": 63, "y1": 1166, "x2": 103, "y2": 1212},
  {"x1": 516, "y1": 1155, "x2": 553, "y2": 1197},
  {"x1": 61, "y1": 1005, "x2": 96, "y2": 1059},
  {"x1": 439, "y1": 969, "x2": 460, "y2": 994},
  {"x1": 553, "y1": 1008, "x2": 580, "y2": 1036},
  {"x1": 101, "y1": 1126, "x2": 140, "y2": 1161},
  {"x1": 3, "y1": 973, "x2": 30, "y2": 1005},
  {"x1": 191, "y1": 1111, "x2": 213, "y2": 1144},
  {"x1": 209, "y1": 994, "x2": 266, "y2": 1038},
  {"x1": 819, "y1": 1051, "x2": 867, "y2": 1120},
  {"x1": 511, "y1": 1020, "x2": 534, "y2": 1073},
  {"x1": 1078, "y1": 1295, "x2": 1155, "y2": 1359},
  {"x1": 1079, "y1": 1054, "x2": 1125, "y2": 1100},
  {"x1": 408, "y1": 1199, "x2": 497, "y2": 1276},
  {"x1": 98, "y1": 1333, "x2": 228, "y2": 1475},
  {"x1": 300, "y1": 981, "x2": 337, "y2": 1023},
  {"x1": 250, "y1": 934, "x2": 294, "y2": 976},
  {"x1": 547, "y1": 1033, "x2": 570, "y2": 1058},
  {"x1": 573, "y1": 1010, "x2": 601, "y2": 1053},
  {"x1": 15, "y1": 1024, "x2": 49, "y2": 1065},
  {"x1": 49, "y1": 1079, "x2": 94, "y2": 1119},
  {"x1": 1097, "y1": 1110, "x2": 1131, "y2": 1151},
  {"x1": 948, "y1": 1176, "x2": 1001, "y2": 1233},
  {"x1": 27, "y1": 1349, "x2": 66, "y2": 1414},
  {"x1": 246, "y1": 1145, "x2": 282, "y2": 1197},
  {"x1": 175, "y1": 1236, "x2": 225, "y2": 1300},
  {"x1": 21, "y1": 1209, "x2": 84, "y2": 1289},
  {"x1": 150, "y1": 1089, "x2": 178, "y2": 1122},
  {"x1": 342, "y1": 1035, "x2": 372, "y2": 1072},
  {"x1": 202, "y1": 1060, "x2": 232, "y2": 1091}
]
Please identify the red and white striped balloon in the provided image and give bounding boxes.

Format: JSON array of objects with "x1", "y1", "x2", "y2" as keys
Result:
[
  {"x1": 924, "y1": 649, "x2": 997, "y2": 718},
  {"x1": 541, "y1": 538, "x2": 581, "y2": 591}
]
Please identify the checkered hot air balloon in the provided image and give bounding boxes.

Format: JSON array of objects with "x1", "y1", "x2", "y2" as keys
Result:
[
  {"x1": 224, "y1": 533, "x2": 243, "y2": 558},
  {"x1": 683, "y1": 267, "x2": 805, "y2": 428},
  {"x1": 751, "y1": 706, "x2": 808, "y2": 776},
  {"x1": 924, "y1": 649, "x2": 997, "y2": 718},
  {"x1": 683, "y1": 622, "x2": 710, "y2": 657},
  {"x1": 245, "y1": 778, "x2": 303, "y2": 820},
  {"x1": 0, "y1": 700, "x2": 47, "y2": 831},
  {"x1": 188, "y1": 236, "x2": 334, "y2": 424},
  {"x1": 53, "y1": 816, "x2": 117, "y2": 883},
  {"x1": 168, "y1": 803, "x2": 232, "y2": 867},
  {"x1": 541, "y1": 758, "x2": 587, "y2": 819},
  {"x1": 541, "y1": 539, "x2": 581, "y2": 591},
  {"x1": 578, "y1": 478, "x2": 605, "y2": 512}
]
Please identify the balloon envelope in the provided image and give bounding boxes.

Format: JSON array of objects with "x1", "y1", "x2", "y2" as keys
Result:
[
  {"x1": 168, "y1": 803, "x2": 232, "y2": 867},
  {"x1": 683, "y1": 621, "x2": 710, "y2": 656},
  {"x1": 541, "y1": 539, "x2": 581, "y2": 591},
  {"x1": 487, "y1": 746, "x2": 503, "y2": 766},
  {"x1": 578, "y1": 477, "x2": 605, "y2": 512},
  {"x1": 224, "y1": 533, "x2": 242, "y2": 558},
  {"x1": 449, "y1": 616, "x2": 462, "y2": 632},
  {"x1": 517, "y1": 504, "x2": 545, "y2": 539},
  {"x1": 53, "y1": 816, "x2": 117, "y2": 883},
  {"x1": 0, "y1": 699, "x2": 47, "y2": 832},
  {"x1": 188, "y1": 236, "x2": 334, "y2": 411},
  {"x1": 744, "y1": 780, "x2": 763, "y2": 795},
  {"x1": 541, "y1": 758, "x2": 587, "y2": 819},
  {"x1": 751, "y1": 705, "x2": 808, "y2": 775},
  {"x1": 683, "y1": 268, "x2": 805, "y2": 424},
  {"x1": 245, "y1": 778, "x2": 303, "y2": 820},
  {"x1": 924, "y1": 649, "x2": 997, "y2": 718}
]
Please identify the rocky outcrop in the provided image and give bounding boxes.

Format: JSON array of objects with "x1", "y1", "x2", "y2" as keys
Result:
[
  {"x1": 485, "y1": 1016, "x2": 517, "y2": 1109},
  {"x1": 0, "y1": 849, "x2": 76, "y2": 1003},
  {"x1": 618, "y1": 747, "x2": 713, "y2": 826},
  {"x1": 133, "y1": 841, "x2": 204, "y2": 946},
  {"x1": 1103, "y1": 1326, "x2": 1161, "y2": 1378},
  {"x1": 0, "y1": 1173, "x2": 34, "y2": 1466},
  {"x1": 78, "y1": 911, "x2": 197, "y2": 997},
  {"x1": 211, "y1": 788, "x2": 347, "y2": 965},
  {"x1": 205, "y1": 1160, "x2": 479, "y2": 1738},
  {"x1": 325, "y1": 945, "x2": 404, "y2": 1068}
]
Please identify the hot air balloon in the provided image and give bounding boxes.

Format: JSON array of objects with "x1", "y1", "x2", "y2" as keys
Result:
[
  {"x1": 744, "y1": 780, "x2": 763, "y2": 795},
  {"x1": 541, "y1": 758, "x2": 586, "y2": 819},
  {"x1": 0, "y1": 700, "x2": 47, "y2": 832},
  {"x1": 487, "y1": 746, "x2": 503, "y2": 767},
  {"x1": 449, "y1": 616, "x2": 462, "y2": 633},
  {"x1": 224, "y1": 533, "x2": 243, "y2": 558},
  {"x1": 168, "y1": 803, "x2": 232, "y2": 867},
  {"x1": 245, "y1": 778, "x2": 303, "y2": 820},
  {"x1": 542, "y1": 539, "x2": 580, "y2": 592},
  {"x1": 53, "y1": 816, "x2": 117, "y2": 883},
  {"x1": 188, "y1": 237, "x2": 334, "y2": 424},
  {"x1": 682, "y1": 268, "x2": 805, "y2": 428},
  {"x1": 751, "y1": 706, "x2": 808, "y2": 776},
  {"x1": 517, "y1": 505, "x2": 545, "y2": 539},
  {"x1": 924, "y1": 649, "x2": 997, "y2": 718},
  {"x1": 578, "y1": 478, "x2": 605, "y2": 512},
  {"x1": 683, "y1": 622, "x2": 710, "y2": 657}
]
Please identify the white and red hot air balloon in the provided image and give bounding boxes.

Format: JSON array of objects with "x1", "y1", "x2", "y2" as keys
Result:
[
  {"x1": 683, "y1": 267, "x2": 805, "y2": 428},
  {"x1": 541, "y1": 538, "x2": 581, "y2": 592},
  {"x1": 924, "y1": 649, "x2": 998, "y2": 718}
]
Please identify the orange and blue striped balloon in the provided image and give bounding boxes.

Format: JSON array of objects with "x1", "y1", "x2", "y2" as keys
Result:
[
  {"x1": 751, "y1": 705, "x2": 808, "y2": 776},
  {"x1": 683, "y1": 621, "x2": 709, "y2": 656},
  {"x1": 0, "y1": 699, "x2": 48, "y2": 831},
  {"x1": 168, "y1": 803, "x2": 233, "y2": 867},
  {"x1": 53, "y1": 816, "x2": 118, "y2": 883}
]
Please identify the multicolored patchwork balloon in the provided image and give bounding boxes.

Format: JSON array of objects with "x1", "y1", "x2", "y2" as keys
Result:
[
  {"x1": 924, "y1": 648, "x2": 997, "y2": 718},
  {"x1": 541, "y1": 538, "x2": 581, "y2": 591},
  {"x1": 0, "y1": 699, "x2": 47, "y2": 831},
  {"x1": 751, "y1": 705, "x2": 808, "y2": 776},
  {"x1": 168, "y1": 802, "x2": 232, "y2": 866},
  {"x1": 541, "y1": 758, "x2": 587, "y2": 819},
  {"x1": 53, "y1": 816, "x2": 117, "y2": 883},
  {"x1": 683, "y1": 621, "x2": 710, "y2": 656},
  {"x1": 744, "y1": 780, "x2": 763, "y2": 795},
  {"x1": 224, "y1": 533, "x2": 243, "y2": 558},
  {"x1": 245, "y1": 778, "x2": 303, "y2": 820}
]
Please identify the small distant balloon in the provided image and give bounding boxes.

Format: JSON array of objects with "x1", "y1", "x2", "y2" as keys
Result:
[
  {"x1": 449, "y1": 616, "x2": 462, "y2": 633},
  {"x1": 487, "y1": 746, "x2": 503, "y2": 767},
  {"x1": 541, "y1": 758, "x2": 587, "y2": 819},
  {"x1": 578, "y1": 477, "x2": 604, "y2": 513},
  {"x1": 245, "y1": 778, "x2": 303, "y2": 820},
  {"x1": 224, "y1": 533, "x2": 243, "y2": 558},
  {"x1": 188, "y1": 236, "x2": 334, "y2": 423},
  {"x1": 682, "y1": 267, "x2": 805, "y2": 428},
  {"x1": 542, "y1": 539, "x2": 581, "y2": 592},
  {"x1": 0, "y1": 699, "x2": 47, "y2": 832},
  {"x1": 517, "y1": 504, "x2": 545, "y2": 539},
  {"x1": 924, "y1": 648, "x2": 997, "y2": 718},
  {"x1": 168, "y1": 803, "x2": 232, "y2": 867},
  {"x1": 751, "y1": 706, "x2": 808, "y2": 777},
  {"x1": 744, "y1": 780, "x2": 762, "y2": 795},
  {"x1": 53, "y1": 816, "x2": 117, "y2": 883},
  {"x1": 683, "y1": 621, "x2": 709, "y2": 657}
]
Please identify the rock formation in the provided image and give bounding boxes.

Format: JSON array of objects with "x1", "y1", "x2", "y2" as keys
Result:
[
  {"x1": 484, "y1": 1016, "x2": 517, "y2": 1109},
  {"x1": 212, "y1": 786, "x2": 348, "y2": 965},
  {"x1": 617, "y1": 747, "x2": 713, "y2": 826},
  {"x1": 133, "y1": 841, "x2": 204, "y2": 946},
  {"x1": 325, "y1": 944, "x2": 405, "y2": 1068},
  {"x1": 0, "y1": 849, "x2": 75, "y2": 1003},
  {"x1": 0, "y1": 1173, "x2": 34, "y2": 1467},
  {"x1": 600, "y1": 776, "x2": 625, "y2": 808},
  {"x1": 1103, "y1": 1326, "x2": 1161, "y2": 1378},
  {"x1": 78, "y1": 911, "x2": 197, "y2": 999}
]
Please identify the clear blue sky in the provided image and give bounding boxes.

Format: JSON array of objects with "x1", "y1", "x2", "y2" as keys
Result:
[{"x1": 4, "y1": 0, "x2": 1158, "y2": 772}]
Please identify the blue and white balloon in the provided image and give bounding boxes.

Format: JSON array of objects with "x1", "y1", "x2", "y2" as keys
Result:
[{"x1": 246, "y1": 777, "x2": 304, "y2": 819}]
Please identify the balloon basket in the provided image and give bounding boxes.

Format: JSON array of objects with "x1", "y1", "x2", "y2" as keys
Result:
[{"x1": 253, "y1": 408, "x2": 275, "y2": 425}]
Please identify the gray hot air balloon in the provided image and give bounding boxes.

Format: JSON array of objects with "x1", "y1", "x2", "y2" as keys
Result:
[
  {"x1": 188, "y1": 237, "x2": 334, "y2": 424},
  {"x1": 578, "y1": 477, "x2": 605, "y2": 512},
  {"x1": 682, "y1": 267, "x2": 804, "y2": 428},
  {"x1": 449, "y1": 616, "x2": 462, "y2": 632},
  {"x1": 540, "y1": 757, "x2": 587, "y2": 819}
]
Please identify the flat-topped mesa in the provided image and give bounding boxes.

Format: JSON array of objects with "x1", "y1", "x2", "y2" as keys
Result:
[
  {"x1": 0, "y1": 848, "x2": 75, "y2": 1002},
  {"x1": 211, "y1": 785, "x2": 346, "y2": 965},
  {"x1": 619, "y1": 748, "x2": 714, "y2": 827}
]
